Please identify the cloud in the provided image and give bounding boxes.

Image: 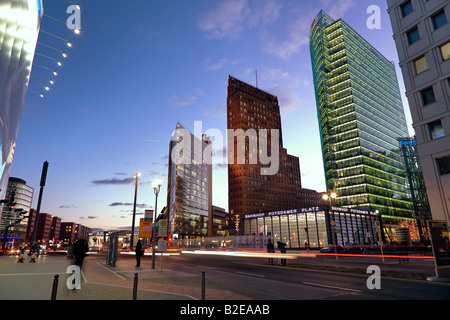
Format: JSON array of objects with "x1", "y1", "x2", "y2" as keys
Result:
[
  {"x1": 59, "y1": 204, "x2": 78, "y2": 209},
  {"x1": 109, "y1": 202, "x2": 149, "y2": 209},
  {"x1": 263, "y1": 0, "x2": 356, "y2": 60},
  {"x1": 203, "y1": 58, "x2": 229, "y2": 71},
  {"x1": 268, "y1": 84, "x2": 301, "y2": 115},
  {"x1": 80, "y1": 216, "x2": 98, "y2": 219},
  {"x1": 198, "y1": 0, "x2": 281, "y2": 40},
  {"x1": 168, "y1": 94, "x2": 197, "y2": 107},
  {"x1": 91, "y1": 177, "x2": 135, "y2": 185}
]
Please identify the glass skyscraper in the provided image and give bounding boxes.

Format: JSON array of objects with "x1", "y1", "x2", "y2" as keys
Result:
[{"x1": 309, "y1": 11, "x2": 413, "y2": 220}]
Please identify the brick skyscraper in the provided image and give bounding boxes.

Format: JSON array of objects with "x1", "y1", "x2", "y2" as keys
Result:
[{"x1": 227, "y1": 76, "x2": 322, "y2": 233}]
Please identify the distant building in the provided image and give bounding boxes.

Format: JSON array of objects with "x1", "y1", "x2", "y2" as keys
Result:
[
  {"x1": 166, "y1": 123, "x2": 213, "y2": 239},
  {"x1": 59, "y1": 222, "x2": 78, "y2": 246},
  {"x1": 0, "y1": 177, "x2": 33, "y2": 247},
  {"x1": 387, "y1": 0, "x2": 450, "y2": 226},
  {"x1": 212, "y1": 205, "x2": 228, "y2": 236}
]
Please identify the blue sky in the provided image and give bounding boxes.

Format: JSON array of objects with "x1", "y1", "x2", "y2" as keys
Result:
[{"x1": 13, "y1": 0, "x2": 414, "y2": 231}]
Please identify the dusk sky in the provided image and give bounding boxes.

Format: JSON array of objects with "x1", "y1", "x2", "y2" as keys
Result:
[{"x1": 13, "y1": 0, "x2": 414, "y2": 231}]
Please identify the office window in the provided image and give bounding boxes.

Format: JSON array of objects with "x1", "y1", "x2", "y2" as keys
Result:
[
  {"x1": 406, "y1": 27, "x2": 420, "y2": 45},
  {"x1": 414, "y1": 55, "x2": 428, "y2": 74},
  {"x1": 429, "y1": 120, "x2": 445, "y2": 139},
  {"x1": 421, "y1": 87, "x2": 436, "y2": 105},
  {"x1": 441, "y1": 42, "x2": 450, "y2": 60},
  {"x1": 401, "y1": 1, "x2": 413, "y2": 17},
  {"x1": 432, "y1": 10, "x2": 447, "y2": 30},
  {"x1": 437, "y1": 156, "x2": 450, "y2": 175}
]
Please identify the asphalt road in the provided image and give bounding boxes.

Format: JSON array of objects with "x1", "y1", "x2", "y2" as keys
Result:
[{"x1": 164, "y1": 253, "x2": 450, "y2": 300}]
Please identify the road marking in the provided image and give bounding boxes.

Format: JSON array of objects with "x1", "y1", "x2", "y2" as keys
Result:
[
  {"x1": 302, "y1": 281, "x2": 362, "y2": 293},
  {"x1": 197, "y1": 266, "x2": 216, "y2": 270},
  {"x1": 235, "y1": 271, "x2": 266, "y2": 278}
]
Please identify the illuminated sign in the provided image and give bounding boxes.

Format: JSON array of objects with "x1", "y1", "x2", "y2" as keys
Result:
[{"x1": 400, "y1": 140, "x2": 417, "y2": 146}]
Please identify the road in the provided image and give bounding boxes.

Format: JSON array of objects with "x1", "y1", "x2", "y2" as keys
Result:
[{"x1": 163, "y1": 252, "x2": 450, "y2": 300}]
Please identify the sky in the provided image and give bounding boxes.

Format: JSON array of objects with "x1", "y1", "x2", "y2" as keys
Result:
[{"x1": 12, "y1": 0, "x2": 414, "y2": 231}]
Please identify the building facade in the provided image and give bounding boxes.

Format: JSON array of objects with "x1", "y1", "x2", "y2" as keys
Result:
[
  {"x1": 166, "y1": 123, "x2": 213, "y2": 239},
  {"x1": 309, "y1": 11, "x2": 414, "y2": 223},
  {"x1": 0, "y1": 0, "x2": 43, "y2": 199},
  {"x1": 387, "y1": 0, "x2": 450, "y2": 226},
  {"x1": 241, "y1": 205, "x2": 382, "y2": 249},
  {"x1": 0, "y1": 177, "x2": 33, "y2": 247},
  {"x1": 227, "y1": 76, "x2": 322, "y2": 231}
]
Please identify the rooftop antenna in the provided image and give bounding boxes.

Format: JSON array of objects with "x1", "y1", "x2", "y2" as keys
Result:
[{"x1": 255, "y1": 69, "x2": 258, "y2": 89}]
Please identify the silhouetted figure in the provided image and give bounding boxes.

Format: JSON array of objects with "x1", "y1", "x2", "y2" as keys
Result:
[
  {"x1": 135, "y1": 240, "x2": 144, "y2": 267},
  {"x1": 277, "y1": 241, "x2": 287, "y2": 265},
  {"x1": 267, "y1": 239, "x2": 275, "y2": 265},
  {"x1": 73, "y1": 238, "x2": 89, "y2": 269}
]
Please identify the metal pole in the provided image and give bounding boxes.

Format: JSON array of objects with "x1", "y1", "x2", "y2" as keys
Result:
[
  {"x1": 201, "y1": 270, "x2": 206, "y2": 300},
  {"x1": 31, "y1": 161, "x2": 49, "y2": 244},
  {"x1": 130, "y1": 174, "x2": 139, "y2": 252},
  {"x1": 132, "y1": 273, "x2": 138, "y2": 300},
  {"x1": 151, "y1": 191, "x2": 158, "y2": 269},
  {"x1": 51, "y1": 274, "x2": 59, "y2": 300}
]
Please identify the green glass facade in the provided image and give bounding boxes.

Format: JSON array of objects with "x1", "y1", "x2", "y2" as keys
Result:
[{"x1": 309, "y1": 11, "x2": 413, "y2": 220}]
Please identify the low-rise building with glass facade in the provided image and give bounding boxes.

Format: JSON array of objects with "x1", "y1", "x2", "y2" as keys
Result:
[{"x1": 241, "y1": 205, "x2": 382, "y2": 249}]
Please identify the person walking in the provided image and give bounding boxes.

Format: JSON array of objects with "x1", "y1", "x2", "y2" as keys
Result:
[
  {"x1": 277, "y1": 241, "x2": 287, "y2": 265},
  {"x1": 73, "y1": 238, "x2": 89, "y2": 269},
  {"x1": 266, "y1": 239, "x2": 275, "y2": 265},
  {"x1": 135, "y1": 239, "x2": 144, "y2": 267}
]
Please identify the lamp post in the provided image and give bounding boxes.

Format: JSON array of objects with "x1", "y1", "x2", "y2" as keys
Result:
[
  {"x1": 323, "y1": 192, "x2": 338, "y2": 260},
  {"x1": 151, "y1": 178, "x2": 163, "y2": 269},
  {"x1": 130, "y1": 173, "x2": 141, "y2": 252}
]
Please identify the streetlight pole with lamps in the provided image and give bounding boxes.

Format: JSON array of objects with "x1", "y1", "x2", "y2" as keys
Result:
[
  {"x1": 323, "y1": 192, "x2": 338, "y2": 260},
  {"x1": 151, "y1": 178, "x2": 163, "y2": 269},
  {"x1": 130, "y1": 173, "x2": 141, "y2": 252}
]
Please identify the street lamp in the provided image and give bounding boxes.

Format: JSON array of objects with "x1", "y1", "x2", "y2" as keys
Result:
[
  {"x1": 130, "y1": 173, "x2": 141, "y2": 252},
  {"x1": 323, "y1": 192, "x2": 338, "y2": 260},
  {"x1": 151, "y1": 177, "x2": 163, "y2": 269}
]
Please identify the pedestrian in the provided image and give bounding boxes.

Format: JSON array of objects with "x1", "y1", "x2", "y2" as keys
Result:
[
  {"x1": 73, "y1": 238, "x2": 89, "y2": 269},
  {"x1": 135, "y1": 239, "x2": 144, "y2": 267},
  {"x1": 266, "y1": 239, "x2": 275, "y2": 265},
  {"x1": 29, "y1": 242, "x2": 38, "y2": 263},
  {"x1": 17, "y1": 244, "x2": 25, "y2": 263},
  {"x1": 277, "y1": 241, "x2": 287, "y2": 265}
]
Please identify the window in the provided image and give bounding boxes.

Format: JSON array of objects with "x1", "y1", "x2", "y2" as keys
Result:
[
  {"x1": 441, "y1": 42, "x2": 450, "y2": 61},
  {"x1": 421, "y1": 87, "x2": 436, "y2": 105},
  {"x1": 432, "y1": 10, "x2": 447, "y2": 30},
  {"x1": 406, "y1": 27, "x2": 420, "y2": 45},
  {"x1": 437, "y1": 156, "x2": 450, "y2": 175},
  {"x1": 429, "y1": 120, "x2": 445, "y2": 139},
  {"x1": 401, "y1": 1, "x2": 413, "y2": 17},
  {"x1": 414, "y1": 56, "x2": 428, "y2": 74}
]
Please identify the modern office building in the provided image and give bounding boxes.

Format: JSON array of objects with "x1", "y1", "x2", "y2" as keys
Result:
[
  {"x1": 227, "y1": 76, "x2": 323, "y2": 233},
  {"x1": 309, "y1": 11, "x2": 414, "y2": 226},
  {"x1": 0, "y1": 0, "x2": 43, "y2": 200},
  {"x1": 387, "y1": 0, "x2": 450, "y2": 226},
  {"x1": 166, "y1": 123, "x2": 213, "y2": 239},
  {"x1": 0, "y1": 177, "x2": 33, "y2": 247}
]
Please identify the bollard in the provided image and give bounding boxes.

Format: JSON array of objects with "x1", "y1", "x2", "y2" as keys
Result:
[
  {"x1": 132, "y1": 273, "x2": 138, "y2": 300},
  {"x1": 201, "y1": 270, "x2": 205, "y2": 300},
  {"x1": 51, "y1": 274, "x2": 59, "y2": 300}
]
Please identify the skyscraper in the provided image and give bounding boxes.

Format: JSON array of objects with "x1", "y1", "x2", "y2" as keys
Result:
[
  {"x1": 309, "y1": 11, "x2": 413, "y2": 221},
  {"x1": 0, "y1": 0, "x2": 43, "y2": 199},
  {"x1": 166, "y1": 123, "x2": 213, "y2": 239},
  {"x1": 227, "y1": 76, "x2": 321, "y2": 232},
  {"x1": 387, "y1": 0, "x2": 450, "y2": 226}
]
